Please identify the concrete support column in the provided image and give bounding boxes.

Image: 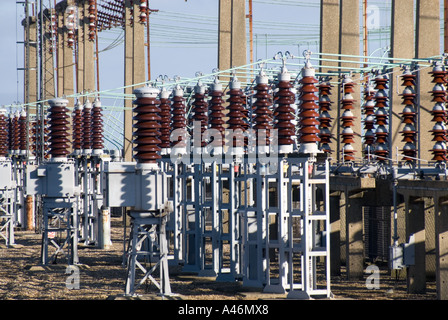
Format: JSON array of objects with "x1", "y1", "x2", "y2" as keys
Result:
[
  {"x1": 319, "y1": 0, "x2": 340, "y2": 157},
  {"x1": 338, "y1": 0, "x2": 361, "y2": 163},
  {"x1": 77, "y1": 1, "x2": 85, "y2": 97},
  {"x1": 62, "y1": 5, "x2": 75, "y2": 106},
  {"x1": 56, "y1": 9, "x2": 64, "y2": 97},
  {"x1": 123, "y1": 0, "x2": 133, "y2": 161},
  {"x1": 390, "y1": 0, "x2": 415, "y2": 161},
  {"x1": 83, "y1": 0, "x2": 95, "y2": 96},
  {"x1": 23, "y1": 16, "x2": 38, "y2": 105},
  {"x1": 123, "y1": 0, "x2": 146, "y2": 161},
  {"x1": 406, "y1": 196, "x2": 426, "y2": 293},
  {"x1": 43, "y1": 8, "x2": 56, "y2": 100},
  {"x1": 435, "y1": 196, "x2": 448, "y2": 300},
  {"x1": 415, "y1": 0, "x2": 441, "y2": 163},
  {"x1": 329, "y1": 192, "x2": 341, "y2": 276},
  {"x1": 218, "y1": 0, "x2": 247, "y2": 74},
  {"x1": 345, "y1": 190, "x2": 364, "y2": 280}
]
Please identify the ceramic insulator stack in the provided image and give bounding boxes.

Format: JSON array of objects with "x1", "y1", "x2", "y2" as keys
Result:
[
  {"x1": 298, "y1": 61, "x2": 321, "y2": 154},
  {"x1": 399, "y1": 68, "x2": 418, "y2": 163},
  {"x1": 92, "y1": 98, "x2": 104, "y2": 154},
  {"x1": 0, "y1": 109, "x2": 8, "y2": 158},
  {"x1": 274, "y1": 66, "x2": 296, "y2": 154},
  {"x1": 429, "y1": 61, "x2": 448, "y2": 162},
  {"x1": 89, "y1": 0, "x2": 96, "y2": 41},
  {"x1": 170, "y1": 85, "x2": 187, "y2": 154},
  {"x1": 192, "y1": 81, "x2": 208, "y2": 150},
  {"x1": 82, "y1": 99, "x2": 93, "y2": 154},
  {"x1": 133, "y1": 86, "x2": 162, "y2": 164},
  {"x1": 253, "y1": 70, "x2": 273, "y2": 153},
  {"x1": 373, "y1": 72, "x2": 390, "y2": 162},
  {"x1": 318, "y1": 78, "x2": 334, "y2": 154},
  {"x1": 48, "y1": 98, "x2": 71, "y2": 159},
  {"x1": 18, "y1": 110, "x2": 27, "y2": 156},
  {"x1": 72, "y1": 101, "x2": 84, "y2": 155},
  {"x1": 158, "y1": 89, "x2": 172, "y2": 155},
  {"x1": 362, "y1": 84, "x2": 376, "y2": 158},
  {"x1": 208, "y1": 78, "x2": 226, "y2": 153},
  {"x1": 227, "y1": 75, "x2": 247, "y2": 154},
  {"x1": 340, "y1": 75, "x2": 357, "y2": 161}
]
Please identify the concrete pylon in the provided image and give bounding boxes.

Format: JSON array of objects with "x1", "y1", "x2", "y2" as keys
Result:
[
  {"x1": 83, "y1": 0, "x2": 96, "y2": 96},
  {"x1": 218, "y1": 0, "x2": 247, "y2": 78},
  {"x1": 42, "y1": 8, "x2": 56, "y2": 101},
  {"x1": 319, "y1": 0, "x2": 340, "y2": 158},
  {"x1": 390, "y1": 0, "x2": 415, "y2": 163},
  {"x1": 22, "y1": 15, "x2": 38, "y2": 106},
  {"x1": 338, "y1": 0, "x2": 361, "y2": 163},
  {"x1": 415, "y1": 0, "x2": 441, "y2": 163},
  {"x1": 123, "y1": 0, "x2": 146, "y2": 162}
]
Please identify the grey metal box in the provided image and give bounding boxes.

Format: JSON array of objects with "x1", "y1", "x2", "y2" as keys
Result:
[
  {"x1": 0, "y1": 161, "x2": 12, "y2": 190},
  {"x1": 104, "y1": 162, "x2": 137, "y2": 207}
]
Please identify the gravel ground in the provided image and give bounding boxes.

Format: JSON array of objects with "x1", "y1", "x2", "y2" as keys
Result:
[{"x1": 0, "y1": 216, "x2": 437, "y2": 300}]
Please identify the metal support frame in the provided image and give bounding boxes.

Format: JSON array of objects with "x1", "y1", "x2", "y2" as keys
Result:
[
  {"x1": 41, "y1": 197, "x2": 79, "y2": 265},
  {"x1": 125, "y1": 211, "x2": 173, "y2": 297},
  {"x1": 0, "y1": 160, "x2": 16, "y2": 246}
]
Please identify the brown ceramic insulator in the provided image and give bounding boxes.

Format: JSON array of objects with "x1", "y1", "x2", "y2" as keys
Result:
[
  {"x1": 139, "y1": 0, "x2": 147, "y2": 23},
  {"x1": 158, "y1": 91, "x2": 172, "y2": 150},
  {"x1": 82, "y1": 100, "x2": 93, "y2": 151},
  {"x1": 170, "y1": 86, "x2": 187, "y2": 149},
  {"x1": 318, "y1": 81, "x2": 334, "y2": 152},
  {"x1": 274, "y1": 75, "x2": 296, "y2": 149},
  {"x1": 72, "y1": 102, "x2": 83, "y2": 152},
  {"x1": 8, "y1": 115, "x2": 14, "y2": 153},
  {"x1": 92, "y1": 98, "x2": 104, "y2": 151},
  {"x1": 30, "y1": 119, "x2": 37, "y2": 156},
  {"x1": 340, "y1": 76, "x2": 356, "y2": 161},
  {"x1": 48, "y1": 98, "x2": 71, "y2": 158},
  {"x1": 208, "y1": 80, "x2": 225, "y2": 148},
  {"x1": 12, "y1": 113, "x2": 20, "y2": 153},
  {"x1": 226, "y1": 79, "x2": 246, "y2": 149},
  {"x1": 89, "y1": 0, "x2": 96, "y2": 40},
  {"x1": 298, "y1": 76, "x2": 320, "y2": 144},
  {"x1": 18, "y1": 111, "x2": 27, "y2": 153},
  {"x1": 399, "y1": 71, "x2": 418, "y2": 162},
  {"x1": 253, "y1": 76, "x2": 273, "y2": 147},
  {"x1": 133, "y1": 86, "x2": 162, "y2": 163},
  {"x1": 374, "y1": 74, "x2": 390, "y2": 161},
  {"x1": 429, "y1": 62, "x2": 448, "y2": 162},
  {"x1": 192, "y1": 83, "x2": 208, "y2": 148},
  {"x1": 241, "y1": 91, "x2": 250, "y2": 131},
  {"x1": 0, "y1": 110, "x2": 8, "y2": 157}
]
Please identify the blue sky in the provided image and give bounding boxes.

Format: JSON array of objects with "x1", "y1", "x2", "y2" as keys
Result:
[{"x1": 1, "y1": 0, "x2": 322, "y2": 106}]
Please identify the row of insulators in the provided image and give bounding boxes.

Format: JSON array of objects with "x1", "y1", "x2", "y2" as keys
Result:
[
  {"x1": 72, "y1": 98, "x2": 104, "y2": 155},
  {"x1": 399, "y1": 67, "x2": 417, "y2": 163},
  {"x1": 97, "y1": 0, "x2": 125, "y2": 31},
  {"x1": 131, "y1": 62, "x2": 325, "y2": 164},
  {"x1": 0, "y1": 110, "x2": 48, "y2": 158},
  {"x1": 429, "y1": 61, "x2": 448, "y2": 162}
]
